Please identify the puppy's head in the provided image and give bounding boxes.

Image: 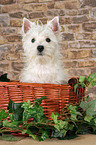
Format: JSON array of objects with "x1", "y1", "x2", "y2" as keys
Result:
[{"x1": 22, "y1": 17, "x2": 61, "y2": 64}]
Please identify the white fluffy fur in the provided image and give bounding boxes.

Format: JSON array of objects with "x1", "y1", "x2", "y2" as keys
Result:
[{"x1": 19, "y1": 17, "x2": 69, "y2": 84}]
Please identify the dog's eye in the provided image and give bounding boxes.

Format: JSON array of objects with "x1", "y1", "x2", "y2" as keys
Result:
[
  {"x1": 31, "y1": 38, "x2": 35, "y2": 43},
  {"x1": 46, "y1": 38, "x2": 51, "y2": 43}
]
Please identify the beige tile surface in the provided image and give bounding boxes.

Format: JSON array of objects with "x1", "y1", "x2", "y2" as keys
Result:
[{"x1": 0, "y1": 134, "x2": 96, "y2": 145}]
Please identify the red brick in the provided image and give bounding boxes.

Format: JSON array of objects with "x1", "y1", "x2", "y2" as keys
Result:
[
  {"x1": 68, "y1": 50, "x2": 91, "y2": 59},
  {"x1": 10, "y1": 11, "x2": 27, "y2": 18},
  {"x1": 6, "y1": 53, "x2": 20, "y2": 61},
  {"x1": 2, "y1": 4, "x2": 21, "y2": 13},
  {"x1": 39, "y1": 0, "x2": 52, "y2": 2},
  {"x1": 68, "y1": 68, "x2": 91, "y2": 76},
  {"x1": 6, "y1": 35, "x2": 22, "y2": 42},
  {"x1": 76, "y1": 33, "x2": 92, "y2": 40},
  {"x1": 65, "y1": 1, "x2": 77, "y2": 9},
  {"x1": 66, "y1": 10, "x2": 77, "y2": 16},
  {"x1": 63, "y1": 61, "x2": 78, "y2": 68},
  {"x1": 60, "y1": 17, "x2": 72, "y2": 25},
  {"x1": 78, "y1": 60, "x2": 96, "y2": 67},
  {"x1": 12, "y1": 62, "x2": 24, "y2": 71},
  {"x1": 10, "y1": 19, "x2": 22, "y2": 27},
  {"x1": 47, "y1": 3, "x2": 54, "y2": 9},
  {"x1": 0, "y1": 14, "x2": 10, "y2": 27},
  {"x1": 62, "y1": 33, "x2": 74, "y2": 41},
  {"x1": 82, "y1": 22, "x2": 96, "y2": 32},
  {"x1": 39, "y1": 18, "x2": 48, "y2": 24},
  {"x1": 0, "y1": 0, "x2": 15, "y2": 5},
  {"x1": 1, "y1": 28, "x2": 17, "y2": 35},
  {"x1": 17, "y1": 0, "x2": 38, "y2": 3},
  {"x1": 92, "y1": 49, "x2": 96, "y2": 57},
  {"x1": 0, "y1": 63, "x2": 9, "y2": 69},
  {"x1": 47, "y1": 10, "x2": 65, "y2": 17},
  {"x1": 81, "y1": 0, "x2": 96, "y2": 7},
  {"x1": 14, "y1": 43, "x2": 23, "y2": 53},
  {"x1": 54, "y1": 1, "x2": 65, "y2": 9},
  {"x1": 0, "y1": 36, "x2": 6, "y2": 45},
  {"x1": 29, "y1": 12, "x2": 45, "y2": 19},
  {"x1": 68, "y1": 24, "x2": 81, "y2": 32},
  {"x1": 78, "y1": 8, "x2": 89, "y2": 15},
  {"x1": 79, "y1": 41, "x2": 96, "y2": 48},
  {"x1": 23, "y1": 3, "x2": 47, "y2": 11},
  {"x1": 68, "y1": 42, "x2": 80, "y2": 49},
  {"x1": 72, "y1": 16, "x2": 89, "y2": 24}
]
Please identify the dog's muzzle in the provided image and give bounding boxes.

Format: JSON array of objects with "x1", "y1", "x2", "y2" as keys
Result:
[{"x1": 37, "y1": 45, "x2": 44, "y2": 55}]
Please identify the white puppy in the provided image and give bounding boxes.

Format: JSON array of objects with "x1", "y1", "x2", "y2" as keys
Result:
[{"x1": 19, "y1": 17, "x2": 68, "y2": 84}]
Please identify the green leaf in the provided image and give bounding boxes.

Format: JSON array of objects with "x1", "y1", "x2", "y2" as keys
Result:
[
  {"x1": 68, "y1": 105, "x2": 82, "y2": 121},
  {"x1": 54, "y1": 124, "x2": 60, "y2": 131},
  {"x1": 84, "y1": 116, "x2": 93, "y2": 122},
  {"x1": 58, "y1": 120, "x2": 68, "y2": 130},
  {"x1": 22, "y1": 98, "x2": 47, "y2": 122},
  {"x1": 39, "y1": 130, "x2": 49, "y2": 141},
  {"x1": 0, "y1": 122, "x2": 3, "y2": 127},
  {"x1": 91, "y1": 80, "x2": 96, "y2": 87},
  {"x1": 86, "y1": 95, "x2": 90, "y2": 102},
  {"x1": 70, "y1": 114, "x2": 77, "y2": 121},
  {"x1": 55, "y1": 112, "x2": 60, "y2": 118},
  {"x1": 30, "y1": 134, "x2": 37, "y2": 140},
  {"x1": 21, "y1": 100, "x2": 31, "y2": 110},
  {"x1": 22, "y1": 129, "x2": 27, "y2": 134},
  {"x1": 92, "y1": 73, "x2": 96, "y2": 79},
  {"x1": 0, "y1": 109, "x2": 9, "y2": 121},
  {"x1": 68, "y1": 105, "x2": 77, "y2": 112},
  {"x1": 79, "y1": 76, "x2": 86, "y2": 83},
  {"x1": 87, "y1": 74, "x2": 91, "y2": 82},
  {"x1": 23, "y1": 109, "x2": 33, "y2": 121},
  {"x1": 74, "y1": 84, "x2": 79, "y2": 92},
  {"x1": 3, "y1": 120, "x2": 20, "y2": 129},
  {"x1": 22, "y1": 129, "x2": 31, "y2": 135},
  {"x1": 51, "y1": 112, "x2": 58, "y2": 123},
  {"x1": 8, "y1": 98, "x2": 24, "y2": 121},
  {"x1": 0, "y1": 134, "x2": 18, "y2": 141},
  {"x1": 87, "y1": 73, "x2": 96, "y2": 87},
  {"x1": 79, "y1": 101, "x2": 86, "y2": 110},
  {"x1": 69, "y1": 124, "x2": 74, "y2": 131},
  {"x1": 94, "y1": 118, "x2": 96, "y2": 124},
  {"x1": 51, "y1": 113, "x2": 69, "y2": 131},
  {"x1": 80, "y1": 100, "x2": 96, "y2": 116},
  {"x1": 51, "y1": 129, "x2": 66, "y2": 138}
]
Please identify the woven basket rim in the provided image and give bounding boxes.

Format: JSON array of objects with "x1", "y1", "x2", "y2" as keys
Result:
[{"x1": 0, "y1": 81, "x2": 71, "y2": 89}]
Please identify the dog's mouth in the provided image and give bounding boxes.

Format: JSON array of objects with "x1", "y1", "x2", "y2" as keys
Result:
[{"x1": 38, "y1": 52, "x2": 43, "y2": 56}]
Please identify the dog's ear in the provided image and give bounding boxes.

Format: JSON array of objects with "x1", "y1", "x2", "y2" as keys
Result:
[
  {"x1": 22, "y1": 18, "x2": 32, "y2": 33},
  {"x1": 48, "y1": 16, "x2": 59, "y2": 32}
]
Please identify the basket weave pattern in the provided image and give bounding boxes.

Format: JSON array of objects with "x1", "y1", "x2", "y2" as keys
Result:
[{"x1": 0, "y1": 81, "x2": 85, "y2": 118}]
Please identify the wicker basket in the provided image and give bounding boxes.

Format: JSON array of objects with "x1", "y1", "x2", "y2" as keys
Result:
[{"x1": 0, "y1": 78, "x2": 85, "y2": 118}]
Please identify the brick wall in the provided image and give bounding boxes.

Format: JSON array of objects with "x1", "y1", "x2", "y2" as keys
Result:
[{"x1": 0, "y1": 0, "x2": 96, "y2": 98}]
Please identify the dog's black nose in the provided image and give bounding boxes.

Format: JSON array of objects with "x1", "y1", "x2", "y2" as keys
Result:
[{"x1": 37, "y1": 45, "x2": 44, "y2": 53}]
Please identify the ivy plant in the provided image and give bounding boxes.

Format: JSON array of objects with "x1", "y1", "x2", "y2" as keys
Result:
[
  {"x1": 74, "y1": 73, "x2": 96, "y2": 91},
  {"x1": 0, "y1": 97, "x2": 96, "y2": 141},
  {"x1": 0, "y1": 73, "x2": 96, "y2": 141}
]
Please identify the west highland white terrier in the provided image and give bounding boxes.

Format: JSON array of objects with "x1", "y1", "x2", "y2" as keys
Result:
[{"x1": 19, "y1": 16, "x2": 68, "y2": 84}]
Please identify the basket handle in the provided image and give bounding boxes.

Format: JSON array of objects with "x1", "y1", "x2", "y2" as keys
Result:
[{"x1": 68, "y1": 77, "x2": 79, "y2": 87}]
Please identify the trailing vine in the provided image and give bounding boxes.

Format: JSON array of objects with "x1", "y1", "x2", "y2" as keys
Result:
[{"x1": 0, "y1": 73, "x2": 96, "y2": 141}]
